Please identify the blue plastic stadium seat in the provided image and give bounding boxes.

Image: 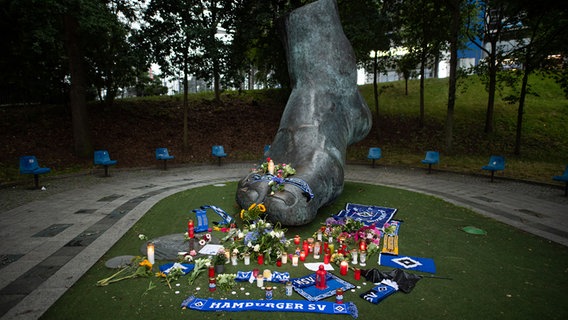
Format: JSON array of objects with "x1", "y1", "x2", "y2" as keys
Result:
[
  {"x1": 421, "y1": 151, "x2": 440, "y2": 174},
  {"x1": 482, "y1": 155, "x2": 505, "y2": 182},
  {"x1": 212, "y1": 145, "x2": 227, "y2": 166},
  {"x1": 19, "y1": 156, "x2": 51, "y2": 188},
  {"x1": 94, "y1": 150, "x2": 117, "y2": 177},
  {"x1": 367, "y1": 147, "x2": 382, "y2": 168},
  {"x1": 552, "y1": 165, "x2": 568, "y2": 196},
  {"x1": 156, "y1": 148, "x2": 174, "y2": 170},
  {"x1": 264, "y1": 145, "x2": 271, "y2": 156}
]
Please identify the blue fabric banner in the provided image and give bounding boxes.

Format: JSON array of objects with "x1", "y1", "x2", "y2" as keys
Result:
[
  {"x1": 335, "y1": 203, "x2": 397, "y2": 227},
  {"x1": 378, "y1": 254, "x2": 437, "y2": 274},
  {"x1": 181, "y1": 296, "x2": 358, "y2": 319}
]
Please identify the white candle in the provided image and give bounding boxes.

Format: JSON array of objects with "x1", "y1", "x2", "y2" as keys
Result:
[
  {"x1": 292, "y1": 254, "x2": 299, "y2": 267},
  {"x1": 147, "y1": 242, "x2": 155, "y2": 264}
]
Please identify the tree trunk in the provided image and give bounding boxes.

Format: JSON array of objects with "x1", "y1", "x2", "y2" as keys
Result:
[
  {"x1": 484, "y1": 40, "x2": 498, "y2": 134},
  {"x1": 419, "y1": 45, "x2": 426, "y2": 129},
  {"x1": 213, "y1": 57, "x2": 221, "y2": 102},
  {"x1": 373, "y1": 53, "x2": 380, "y2": 141},
  {"x1": 445, "y1": 0, "x2": 460, "y2": 152},
  {"x1": 64, "y1": 14, "x2": 92, "y2": 159},
  {"x1": 515, "y1": 56, "x2": 531, "y2": 155},
  {"x1": 183, "y1": 49, "x2": 190, "y2": 150}
]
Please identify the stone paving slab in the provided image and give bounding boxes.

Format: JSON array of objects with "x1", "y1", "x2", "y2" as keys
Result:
[{"x1": 0, "y1": 163, "x2": 567, "y2": 319}]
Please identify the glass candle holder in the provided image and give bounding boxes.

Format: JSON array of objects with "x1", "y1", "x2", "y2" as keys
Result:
[
  {"x1": 244, "y1": 253, "x2": 250, "y2": 265},
  {"x1": 292, "y1": 254, "x2": 299, "y2": 267},
  {"x1": 359, "y1": 250, "x2": 367, "y2": 266},
  {"x1": 256, "y1": 274, "x2": 264, "y2": 287},
  {"x1": 231, "y1": 253, "x2": 238, "y2": 266},
  {"x1": 313, "y1": 242, "x2": 321, "y2": 259},
  {"x1": 281, "y1": 252, "x2": 288, "y2": 264},
  {"x1": 350, "y1": 249, "x2": 358, "y2": 264}
]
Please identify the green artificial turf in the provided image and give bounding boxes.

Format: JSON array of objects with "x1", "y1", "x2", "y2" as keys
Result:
[{"x1": 41, "y1": 182, "x2": 568, "y2": 320}]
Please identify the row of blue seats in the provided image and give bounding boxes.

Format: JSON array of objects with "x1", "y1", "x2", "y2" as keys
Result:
[
  {"x1": 367, "y1": 147, "x2": 568, "y2": 196},
  {"x1": 19, "y1": 146, "x2": 228, "y2": 188},
  {"x1": 19, "y1": 147, "x2": 568, "y2": 196}
]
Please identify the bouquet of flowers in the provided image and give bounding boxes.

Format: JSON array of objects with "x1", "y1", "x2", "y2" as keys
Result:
[
  {"x1": 240, "y1": 203, "x2": 267, "y2": 221},
  {"x1": 223, "y1": 218, "x2": 290, "y2": 265},
  {"x1": 96, "y1": 256, "x2": 154, "y2": 286}
]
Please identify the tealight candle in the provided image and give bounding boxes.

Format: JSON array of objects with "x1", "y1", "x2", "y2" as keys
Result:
[
  {"x1": 146, "y1": 242, "x2": 155, "y2": 264},
  {"x1": 340, "y1": 260, "x2": 348, "y2": 276},
  {"x1": 292, "y1": 254, "x2": 299, "y2": 267}
]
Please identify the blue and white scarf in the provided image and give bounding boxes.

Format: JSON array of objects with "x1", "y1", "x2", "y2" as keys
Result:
[{"x1": 181, "y1": 296, "x2": 358, "y2": 318}]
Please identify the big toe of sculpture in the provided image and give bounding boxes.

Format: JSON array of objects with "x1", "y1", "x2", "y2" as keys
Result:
[{"x1": 236, "y1": 0, "x2": 372, "y2": 226}]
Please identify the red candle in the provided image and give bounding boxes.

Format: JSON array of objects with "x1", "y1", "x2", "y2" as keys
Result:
[
  {"x1": 340, "y1": 260, "x2": 348, "y2": 276},
  {"x1": 354, "y1": 268, "x2": 361, "y2": 280},
  {"x1": 300, "y1": 250, "x2": 306, "y2": 262},
  {"x1": 303, "y1": 240, "x2": 309, "y2": 254},
  {"x1": 188, "y1": 220, "x2": 195, "y2": 239},
  {"x1": 324, "y1": 253, "x2": 330, "y2": 264},
  {"x1": 294, "y1": 235, "x2": 301, "y2": 245},
  {"x1": 257, "y1": 254, "x2": 264, "y2": 265},
  {"x1": 323, "y1": 242, "x2": 329, "y2": 253},
  {"x1": 359, "y1": 240, "x2": 367, "y2": 251},
  {"x1": 276, "y1": 259, "x2": 282, "y2": 267},
  {"x1": 208, "y1": 265, "x2": 215, "y2": 278}
]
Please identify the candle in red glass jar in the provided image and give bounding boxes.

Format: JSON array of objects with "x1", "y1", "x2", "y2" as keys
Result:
[
  {"x1": 303, "y1": 240, "x2": 309, "y2": 254},
  {"x1": 208, "y1": 265, "x2": 215, "y2": 278},
  {"x1": 324, "y1": 253, "x2": 331, "y2": 264},
  {"x1": 359, "y1": 240, "x2": 367, "y2": 251},
  {"x1": 188, "y1": 220, "x2": 194, "y2": 239},
  {"x1": 299, "y1": 250, "x2": 306, "y2": 262},
  {"x1": 354, "y1": 268, "x2": 361, "y2": 280},
  {"x1": 340, "y1": 260, "x2": 348, "y2": 276},
  {"x1": 257, "y1": 254, "x2": 264, "y2": 265},
  {"x1": 294, "y1": 235, "x2": 301, "y2": 245}
]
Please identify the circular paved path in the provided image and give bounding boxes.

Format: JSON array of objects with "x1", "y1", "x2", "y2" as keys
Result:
[{"x1": 1, "y1": 163, "x2": 567, "y2": 319}]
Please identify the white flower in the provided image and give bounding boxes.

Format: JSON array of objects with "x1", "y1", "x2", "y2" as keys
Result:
[
  {"x1": 233, "y1": 248, "x2": 239, "y2": 254},
  {"x1": 184, "y1": 255, "x2": 194, "y2": 262},
  {"x1": 253, "y1": 244, "x2": 260, "y2": 252},
  {"x1": 269, "y1": 230, "x2": 277, "y2": 238},
  {"x1": 250, "y1": 224, "x2": 256, "y2": 230},
  {"x1": 138, "y1": 234, "x2": 148, "y2": 241},
  {"x1": 265, "y1": 223, "x2": 272, "y2": 229},
  {"x1": 247, "y1": 241, "x2": 253, "y2": 248},
  {"x1": 238, "y1": 232, "x2": 244, "y2": 239}
]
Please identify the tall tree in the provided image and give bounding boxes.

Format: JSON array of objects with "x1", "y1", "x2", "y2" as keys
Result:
[
  {"x1": 465, "y1": 0, "x2": 517, "y2": 134},
  {"x1": 443, "y1": 0, "x2": 465, "y2": 151},
  {"x1": 143, "y1": 0, "x2": 204, "y2": 149},
  {"x1": 505, "y1": 0, "x2": 568, "y2": 155},
  {"x1": 339, "y1": 0, "x2": 391, "y2": 141},
  {"x1": 397, "y1": 0, "x2": 450, "y2": 129}
]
